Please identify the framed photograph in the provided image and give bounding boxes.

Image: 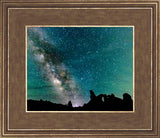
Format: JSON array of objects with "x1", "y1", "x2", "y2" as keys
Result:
[{"x1": 0, "y1": 0, "x2": 160, "y2": 137}]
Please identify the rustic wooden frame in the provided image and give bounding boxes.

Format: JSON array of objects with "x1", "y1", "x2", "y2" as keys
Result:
[{"x1": 0, "y1": 0, "x2": 159, "y2": 137}]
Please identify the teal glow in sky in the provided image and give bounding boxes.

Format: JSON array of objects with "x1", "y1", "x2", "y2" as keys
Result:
[{"x1": 27, "y1": 27, "x2": 133, "y2": 107}]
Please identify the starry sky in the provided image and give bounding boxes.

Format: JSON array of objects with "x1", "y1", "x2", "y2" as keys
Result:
[{"x1": 27, "y1": 27, "x2": 133, "y2": 107}]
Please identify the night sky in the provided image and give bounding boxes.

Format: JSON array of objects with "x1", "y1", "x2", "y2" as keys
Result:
[{"x1": 27, "y1": 27, "x2": 133, "y2": 107}]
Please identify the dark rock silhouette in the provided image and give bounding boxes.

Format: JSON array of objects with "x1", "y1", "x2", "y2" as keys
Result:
[
  {"x1": 68, "y1": 101, "x2": 73, "y2": 108},
  {"x1": 27, "y1": 90, "x2": 133, "y2": 111},
  {"x1": 90, "y1": 90, "x2": 96, "y2": 100},
  {"x1": 122, "y1": 93, "x2": 133, "y2": 111}
]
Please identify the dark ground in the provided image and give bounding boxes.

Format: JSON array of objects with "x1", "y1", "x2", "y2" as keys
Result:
[{"x1": 27, "y1": 90, "x2": 133, "y2": 111}]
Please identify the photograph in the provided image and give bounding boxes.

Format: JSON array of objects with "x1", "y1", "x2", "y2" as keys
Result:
[{"x1": 27, "y1": 26, "x2": 133, "y2": 111}]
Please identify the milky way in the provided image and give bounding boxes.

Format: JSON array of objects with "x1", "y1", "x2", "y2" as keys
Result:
[
  {"x1": 27, "y1": 27, "x2": 133, "y2": 107},
  {"x1": 27, "y1": 27, "x2": 85, "y2": 106}
]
